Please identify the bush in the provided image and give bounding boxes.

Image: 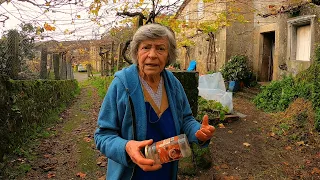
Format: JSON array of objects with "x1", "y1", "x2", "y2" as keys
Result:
[
  {"x1": 220, "y1": 55, "x2": 251, "y2": 81},
  {"x1": 253, "y1": 76, "x2": 312, "y2": 112},
  {"x1": 0, "y1": 78, "x2": 79, "y2": 161},
  {"x1": 197, "y1": 97, "x2": 229, "y2": 123},
  {"x1": 315, "y1": 108, "x2": 320, "y2": 131}
]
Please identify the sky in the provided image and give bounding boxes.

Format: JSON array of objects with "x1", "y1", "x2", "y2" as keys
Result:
[{"x1": 0, "y1": 0, "x2": 182, "y2": 42}]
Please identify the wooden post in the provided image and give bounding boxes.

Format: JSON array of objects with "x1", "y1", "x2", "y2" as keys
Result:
[
  {"x1": 53, "y1": 53, "x2": 60, "y2": 80},
  {"x1": 66, "y1": 51, "x2": 73, "y2": 79},
  {"x1": 6, "y1": 30, "x2": 19, "y2": 79},
  {"x1": 60, "y1": 52, "x2": 67, "y2": 80},
  {"x1": 111, "y1": 41, "x2": 114, "y2": 74},
  {"x1": 117, "y1": 43, "x2": 123, "y2": 71},
  {"x1": 40, "y1": 46, "x2": 48, "y2": 79}
]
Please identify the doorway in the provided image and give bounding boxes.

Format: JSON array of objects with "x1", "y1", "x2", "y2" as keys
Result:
[{"x1": 260, "y1": 31, "x2": 275, "y2": 82}]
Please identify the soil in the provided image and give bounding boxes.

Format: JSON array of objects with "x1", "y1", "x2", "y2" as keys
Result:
[{"x1": 3, "y1": 85, "x2": 320, "y2": 180}]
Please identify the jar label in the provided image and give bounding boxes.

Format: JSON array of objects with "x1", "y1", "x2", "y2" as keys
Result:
[{"x1": 155, "y1": 135, "x2": 183, "y2": 164}]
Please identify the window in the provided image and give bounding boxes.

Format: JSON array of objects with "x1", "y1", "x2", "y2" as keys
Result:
[
  {"x1": 296, "y1": 25, "x2": 311, "y2": 61},
  {"x1": 287, "y1": 15, "x2": 315, "y2": 62}
]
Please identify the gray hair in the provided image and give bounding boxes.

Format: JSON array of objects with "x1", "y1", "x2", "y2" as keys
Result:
[{"x1": 130, "y1": 23, "x2": 177, "y2": 65}]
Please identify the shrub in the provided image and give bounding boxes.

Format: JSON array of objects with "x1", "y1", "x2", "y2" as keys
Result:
[
  {"x1": 197, "y1": 97, "x2": 229, "y2": 123},
  {"x1": 220, "y1": 55, "x2": 251, "y2": 82}
]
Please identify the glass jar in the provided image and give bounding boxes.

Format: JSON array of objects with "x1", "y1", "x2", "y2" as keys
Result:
[{"x1": 144, "y1": 134, "x2": 191, "y2": 164}]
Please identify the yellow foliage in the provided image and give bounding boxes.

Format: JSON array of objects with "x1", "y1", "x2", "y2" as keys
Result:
[{"x1": 44, "y1": 22, "x2": 56, "y2": 31}]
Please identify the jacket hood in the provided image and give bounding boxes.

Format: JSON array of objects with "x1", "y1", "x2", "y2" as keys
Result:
[{"x1": 114, "y1": 64, "x2": 140, "y2": 96}]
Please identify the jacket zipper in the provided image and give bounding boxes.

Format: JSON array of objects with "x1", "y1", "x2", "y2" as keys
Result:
[{"x1": 129, "y1": 165, "x2": 135, "y2": 180}]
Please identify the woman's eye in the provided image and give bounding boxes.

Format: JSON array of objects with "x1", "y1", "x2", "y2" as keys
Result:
[
  {"x1": 142, "y1": 46, "x2": 150, "y2": 50},
  {"x1": 158, "y1": 47, "x2": 166, "y2": 51}
]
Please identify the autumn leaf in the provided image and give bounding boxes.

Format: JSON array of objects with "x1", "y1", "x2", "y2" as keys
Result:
[
  {"x1": 43, "y1": 154, "x2": 51, "y2": 158},
  {"x1": 47, "y1": 172, "x2": 55, "y2": 178},
  {"x1": 76, "y1": 15, "x2": 81, "y2": 19},
  {"x1": 76, "y1": 172, "x2": 86, "y2": 178},
  {"x1": 285, "y1": 146, "x2": 292, "y2": 150},
  {"x1": 282, "y1": 162, "x2": 289, "y2": 166},
  {"x1": 83, "y1": 137, "x2": 92, "y2": 142},
  {"x1": 311, "y1": 167, "x2": 320, "y2": 175},
  {"x1": 218, "y1": 123, "x2": 225, "y2": 128},
  {"x1": 44, "y1": 22, "x2": 56, "y2": 31},
  {"x1": 243, "y1": 142, "x2": 251, "y2": 147},
  {"x1": 296, "y1": 141, "x2": 305, "y2": 146}
]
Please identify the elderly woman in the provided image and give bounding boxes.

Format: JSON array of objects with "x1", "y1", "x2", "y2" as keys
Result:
[{"x1": 94, "y1": 23, "x2": 215, "y2": 180}]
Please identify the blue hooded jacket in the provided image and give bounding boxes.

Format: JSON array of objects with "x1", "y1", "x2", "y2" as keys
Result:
[{"x1": 94, "y1": 64, "x2": 203, "y2": 180}]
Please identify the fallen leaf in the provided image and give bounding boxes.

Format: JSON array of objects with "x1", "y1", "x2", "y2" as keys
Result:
[
  {"x1": 218, "y1": 123, "x2": 225, "y2": 128},
  {"x1": 76, "y1": 172, "x2": 86, "y2": 178},
  {"x1": 83, "y1": 137, "x2": 92, "y2": 142},
  {"x1": 305, "y1": 160, "x2": 312, "y2": 165},
  {"x1": 98, "y1": 175, "x2": 106, "y2": 180},
  {"x1": 44, "y1": 154, "x2": 51, "y2": 158},
  {"x1": 311, "y1": 167, "x2": 320, "y2": 175},
  {"x1": 282, "y1": 162, "x2": 289, "y2": 166},
  {"x1": 228, "y1": 130, "x2": 233, "y2": 134},
  {"x1": 47, "y1": 172, "x2": 55, "y2": 178},
  {"x1": 296, "y1": 141, "x2": 305, "y2": 146},
  {"x1": 100, "y1": 161, "x2": 107, "y2": 167},
  {"x1": 243, "y1": 142, "x2": 251, "y2": 147},
  {"x1": 220, "y1": 164, "x2": 229, "y2": 169},
  {"x1": 285, "y1": 146, "x2": 292, "y2": 150},
  {"x1": 269, "y1": 132, "x2": 275, "y2": 137}
]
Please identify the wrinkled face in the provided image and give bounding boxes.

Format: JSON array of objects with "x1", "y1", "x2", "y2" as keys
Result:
[{"x1": 137, "y1": 37, "x2": 169, "y2": 77}]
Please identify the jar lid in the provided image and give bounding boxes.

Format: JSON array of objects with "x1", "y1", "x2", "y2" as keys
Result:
[{"x1": 144, "y1": 145, "x2": 149, "y2": 158}]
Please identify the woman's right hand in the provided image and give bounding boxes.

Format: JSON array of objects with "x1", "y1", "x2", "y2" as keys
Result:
[{"x1": 125, "y1": 139, "x2": 162, "y2": 171}]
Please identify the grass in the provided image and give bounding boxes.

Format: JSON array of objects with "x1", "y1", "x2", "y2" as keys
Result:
[{"x1": 77, "y1": 135, "x2": 98, "y2": 175}]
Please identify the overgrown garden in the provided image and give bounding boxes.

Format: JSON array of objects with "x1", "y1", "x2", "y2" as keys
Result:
[{"x1": 253, "y1": 45, "x2": 320, "y2": 133}]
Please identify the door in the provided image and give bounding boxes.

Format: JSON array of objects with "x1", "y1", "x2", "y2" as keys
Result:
[{"x1": 260, "y1": 31, "x2": 275, "y2": 82}]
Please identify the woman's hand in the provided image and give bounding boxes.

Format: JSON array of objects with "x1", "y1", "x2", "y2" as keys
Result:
[
  {"x1": 125, "y1": 139, "x2": 162, "y2": 171},
  {"x1": 195, "y1": 115, "x2": 215, "y2": 142}
]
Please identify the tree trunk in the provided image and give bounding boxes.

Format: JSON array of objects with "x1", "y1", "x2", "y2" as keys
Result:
[
  {"x1": 53, "y1": 53, "x2": 60, "y2": 80},
  {"x1": 40, "y1": 46, "x2": 48, "y2": 79},
  {"x1": 6, "y1": 30, "x2": 19, "y2": 79},
  {"x1": 111, "y1": 41, "x2": 114, "y2": 74},
  {"x1": 117, "y1": 43, "x2": 123, "y2": 71}
]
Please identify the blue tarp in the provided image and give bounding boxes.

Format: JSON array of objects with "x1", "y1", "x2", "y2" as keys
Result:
[{"x1": 187, "y1": 60, "x2": 196, "y2": 71}]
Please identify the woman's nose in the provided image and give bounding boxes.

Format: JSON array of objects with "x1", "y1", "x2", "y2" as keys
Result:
[{"x1": 148, "y1": 47, "x2": 157, "y2": 58}]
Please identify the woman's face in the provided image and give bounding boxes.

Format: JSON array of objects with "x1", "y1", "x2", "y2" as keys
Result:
[{"x1": 137, "y1": 37, "x2": 169, "y2": 77}]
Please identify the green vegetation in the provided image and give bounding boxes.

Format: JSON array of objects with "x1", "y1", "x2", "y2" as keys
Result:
[
  {"x1": 197, "y1": 97, "x2": 229, "y2": 123},
  {"x1": 0, "y1": 77, "x2": 79, "y2": 164},
  {"x1": 89, "y1": 76, "x2": 114, "y2": 99},
  {"x1": 254, "y1": 45, "x2": 320, "y2": 131},
  {"x1": 221, "y1": 55, "x2": 251, "y2": 82}
]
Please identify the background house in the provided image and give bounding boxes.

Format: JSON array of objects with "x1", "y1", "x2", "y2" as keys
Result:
[{"x1": 175, "y1": 0, "x2": 320, "y2": 81}]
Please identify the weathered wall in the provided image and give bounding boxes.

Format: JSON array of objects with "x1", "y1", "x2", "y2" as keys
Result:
[
  {"x1": 252, "y1": 1, "x2": 320, "y2": 81},
  {"x1": 225, "y1": 0, "x2": 255, "y2": 68}
]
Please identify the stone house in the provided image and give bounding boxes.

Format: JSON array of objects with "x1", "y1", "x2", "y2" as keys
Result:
[{"x1": 175, "y1": 0, "x2": 320, "y2": 81}]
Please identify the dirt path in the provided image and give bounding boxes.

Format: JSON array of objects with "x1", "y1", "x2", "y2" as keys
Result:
[
  {"x1": 20, "y1": 84, "x2": 106, "y2": 180},
  {"x1": 10, "y1": 85, "x2": 320, "y2": 180},
  {"x1": 195, "y1": 93, "x2": 320, "y2": 180}
]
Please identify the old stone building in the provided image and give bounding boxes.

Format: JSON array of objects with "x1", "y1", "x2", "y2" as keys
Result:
[{"x1": 175, "y1": 0, "x2": 320, "y2": 81}]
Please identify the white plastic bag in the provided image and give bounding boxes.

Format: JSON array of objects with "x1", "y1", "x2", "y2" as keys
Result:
[{"x1": 198, "y1": 72, "x2": 233, "y2": 112}]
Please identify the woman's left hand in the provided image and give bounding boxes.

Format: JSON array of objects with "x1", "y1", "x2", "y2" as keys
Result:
[{"x1": 195, "y1": 115, "x2": 215, "y2": 142}]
